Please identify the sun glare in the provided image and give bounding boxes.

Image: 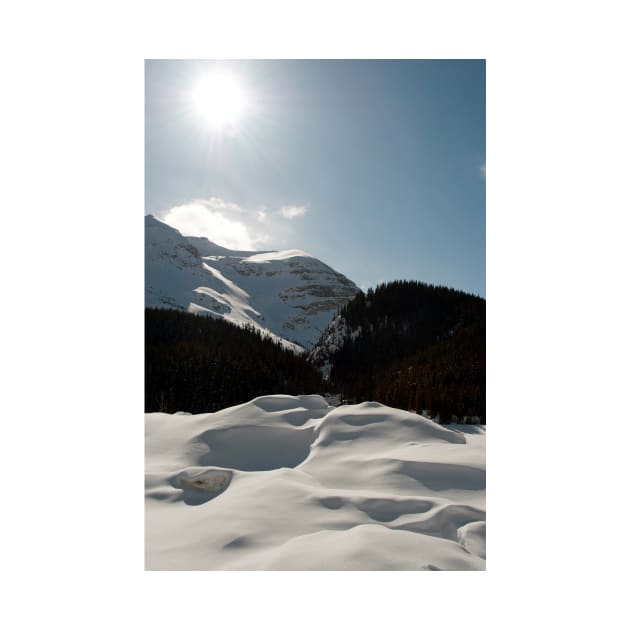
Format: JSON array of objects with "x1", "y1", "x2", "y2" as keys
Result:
[{"x1": 193, "y1": 74, "x2": 247, "y2": 128}]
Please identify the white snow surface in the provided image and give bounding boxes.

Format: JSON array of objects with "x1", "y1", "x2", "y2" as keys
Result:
[
  {"x1": 145, "y1": 395, "x2": 486, "y2": 570},
  {"x1": 241, "y1": 249, "x2": 314, "y2": 263},
  {"x1": 145, "y1": 215, "x2": 359, "y2": 352}
]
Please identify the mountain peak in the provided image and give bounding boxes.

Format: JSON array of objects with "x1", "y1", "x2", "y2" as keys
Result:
[{"x1": 145, "y1": 218, "x2": 359, "y2": 351}]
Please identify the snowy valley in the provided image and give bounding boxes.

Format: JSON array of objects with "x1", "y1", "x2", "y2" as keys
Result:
[{"x1": 145, "y1": 219, "x2": 486, "y2": 570}]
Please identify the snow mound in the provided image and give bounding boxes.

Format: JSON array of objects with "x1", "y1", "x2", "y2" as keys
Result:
[
  {"x1": 254, "y1": 524, "x2": 484, "y2": 571},
  {"x1": 313, "y1": 402, "x2": 466, "y2": 448},
  {"x1": 145, "y1": 395, "x2": 485, "y2": 570}
]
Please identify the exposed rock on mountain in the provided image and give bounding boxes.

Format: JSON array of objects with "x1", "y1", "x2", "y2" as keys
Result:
[{"x1": 145, "y1": 215, "x2": 359, "y2": 351}]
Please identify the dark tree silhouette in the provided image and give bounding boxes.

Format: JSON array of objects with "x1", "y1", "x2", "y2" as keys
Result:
[
  {"x1": 313, "y1": 280, "x2": 485, "y2": 423},
  {"x1": 145, "y1": 308, "x2": 325, "y2": 413}
]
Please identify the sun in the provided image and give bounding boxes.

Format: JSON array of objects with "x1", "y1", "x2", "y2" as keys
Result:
[{"x1": 193, "y1": 74, "x2": 247, "y2": 128}]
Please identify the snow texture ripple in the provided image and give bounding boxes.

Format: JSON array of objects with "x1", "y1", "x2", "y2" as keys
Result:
[{"x1": 145, "y1": 395, "x2": 486, "y2": 570}]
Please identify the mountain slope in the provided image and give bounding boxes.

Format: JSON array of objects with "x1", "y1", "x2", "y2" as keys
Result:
[
  {"x1": 310, "y1": 280, "x2": 485, "y2": 421},
  {"x1": 145, "y1": 215, "x2": 359, "y2": 352}
]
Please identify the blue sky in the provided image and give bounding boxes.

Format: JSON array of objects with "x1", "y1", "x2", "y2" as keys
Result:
[{"x1": 146, "y1": 60, "x2": 485, "y2": 296}]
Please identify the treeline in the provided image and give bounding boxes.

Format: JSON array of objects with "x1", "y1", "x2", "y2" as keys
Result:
[
  {"x1": 145, "y1": 308, "x2": 324, "y2": 413},
  {"x1": 322, "y1": 280, "x2": 485, "y2": 423},
  {"x1": 146, "y1": 281, "x2": 485, "y2": 421}
]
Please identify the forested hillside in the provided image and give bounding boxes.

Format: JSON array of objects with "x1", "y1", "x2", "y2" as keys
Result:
[
  {"x1": 312, "y1": 281, "x2": 485, "y2": 422},
  {"x1": 146, "y1": 281, "x2": 485, "y2": 422},
  {"x1": 145, "y1": 308, "x2": 325, "y2": 413}
]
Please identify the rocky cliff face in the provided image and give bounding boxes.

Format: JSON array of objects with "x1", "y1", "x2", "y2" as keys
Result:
[{"x1": 145, "y1": 215, "x2": 359, "y2": 352}]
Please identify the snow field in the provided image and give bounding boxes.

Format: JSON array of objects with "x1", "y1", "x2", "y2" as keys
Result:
[{"x1": 145, "y1": 395, "x2": 485, "y2": 570}]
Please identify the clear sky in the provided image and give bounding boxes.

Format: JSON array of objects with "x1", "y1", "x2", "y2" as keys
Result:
[{"x1": 146, "y1": 59, "x2": 485, "y2": 296}]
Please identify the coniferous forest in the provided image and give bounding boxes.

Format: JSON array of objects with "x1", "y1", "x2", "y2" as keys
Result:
[
  {"x1": 146, "y1": 280, "x2": 485, "y2": 422},
  {"x1": 320, "y1": 281, "x2": 485, "y2": 423},
  {"x1": 145, "y1": 308, "x2": 325, "y2": 413}
]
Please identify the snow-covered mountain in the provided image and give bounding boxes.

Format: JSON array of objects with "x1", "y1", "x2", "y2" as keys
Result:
[{"x1": 145, "y1": 215, "x2": 359, "y2": 352}]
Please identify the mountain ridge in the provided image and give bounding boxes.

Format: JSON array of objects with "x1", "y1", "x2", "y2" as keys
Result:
[{"x1": 145, "y1": 214, "x2": 359, "y2": 352}]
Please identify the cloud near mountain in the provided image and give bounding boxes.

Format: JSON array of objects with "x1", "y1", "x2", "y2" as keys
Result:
[{"x1": 160, "y1": 196, "x2": 309, "y2": 251}]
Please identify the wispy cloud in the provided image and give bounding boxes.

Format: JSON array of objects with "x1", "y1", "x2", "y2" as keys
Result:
[
  {"x1": 161, "y1": 198, "x2": 269, "y2": 250},
  {"x1": 279, "y1": 205, "x2": 307, "y2": 219},
  {"x1": 480, "y1": 164, "x2": 486, "y2": 178},
  {"x1": 159, "y1": 197, "x2": 309, "y2": 250}
]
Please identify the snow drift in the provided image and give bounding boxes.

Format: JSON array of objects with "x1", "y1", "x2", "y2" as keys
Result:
[{"x1": 145, "y1": 395, "x2": 486, "y2": 570}]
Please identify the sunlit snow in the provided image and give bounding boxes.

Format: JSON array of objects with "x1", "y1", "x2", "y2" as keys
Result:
[
  {"x1": 145, "y1": 215, "x2": 359, "y2": 351},
  {"x1": 145, "y1": 395, "x2": 486, "y2": 570}
]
